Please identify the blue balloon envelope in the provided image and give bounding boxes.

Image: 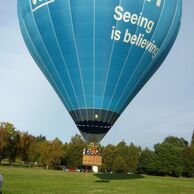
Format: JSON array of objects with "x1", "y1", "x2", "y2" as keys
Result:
[{"x1": 18, "y1": 0, "x2": 182, "y2": 143}]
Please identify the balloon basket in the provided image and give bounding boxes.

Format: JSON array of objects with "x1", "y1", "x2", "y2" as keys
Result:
[
  {"x1": 82, "y1": 155, "x2": 102, "y2": 166},
  {"x1": 82, "y1": 143, "x2": 102, "y2": 167}
]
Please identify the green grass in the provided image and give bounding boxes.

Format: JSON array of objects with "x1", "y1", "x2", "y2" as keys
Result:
[{"x1": 0, "y1": 166, "x2": 194, "y2": 194}]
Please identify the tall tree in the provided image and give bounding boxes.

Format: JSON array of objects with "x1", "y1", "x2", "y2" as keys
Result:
[
  {"x1": 116, "y1": 140, "x2": 128, "y2": 163},
  {"x1": 191, "y1": 131, "x2": 194, "y2": 146},
  {"x1": 51, "y1": 138, "x2": 64, "y2": 167},
  {"x1": 164, "y1": 136, "x2": 188, "y2": 148},
  {"x1": 20, "y1": 132, "x2": 35, "y2": 162},
  {"x1": 126, "y1": 143, "x2": 141, "y2": 173},
  {"x1": 112, "y1": 156, "x2": 128, "y2": 173},
  {"x1": 137, "y1": 148, "x2": 157, "y2": 175},
  {"x1": 154, "y1": 142, "x2": 184, "y2": 177},
  {"x1": 39, "y1": 141, "x2": 53, "y2": 169},
  {"x1": 183, "y1": 146, "x2": 194, "y2": 177},
  {"x1": 29, "y1": 141, "x2": 42, "y2": 164},
  {"x1": 102, "y1": 144, "x2": 117, "y2": 172},
  {"x1": 0, "y1": 123, "x2": 21, "y2": 164},
  {"x1": 0, "y1": 126, "x2": 9, "y2": 163},
  {"x1": 65, "y1": 134, "x2": 86, "y2": 168}
]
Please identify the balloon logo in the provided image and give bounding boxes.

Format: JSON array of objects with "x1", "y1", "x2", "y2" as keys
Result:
[
  {"x1": 18, "y1": 0, "x2": 182, "y2": 143},
  {"x1": 147, "y1": 0, "x2": 162, "y2": 7},
  {"x1": 31, "y1": 0, "x2": 55, "y2": 12},
  {"x1": 32, "y1": 0, "x2": 37, "y2": 5}
]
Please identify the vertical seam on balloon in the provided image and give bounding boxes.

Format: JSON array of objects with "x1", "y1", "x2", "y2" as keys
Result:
[
  {"x1": 109, "y1": 0, "x2": 168, "y2": 123},
  {"x1": 30, "y1": 6, "x2": 79, "y2": 120},
  {"x1": 107, "y1": 0, "x2": 166, "y2": 124},
  {"x1": 118, "y1": 0, "x2": 179, "y2": 115},
  {"x1": 28, "y1": 13, "x2": 73, "y2": 111},
  {"x1": 120, "y1": 23, "x2": 180, "y2": 114},
  {"x1": 68, "y1": 0, "x2": 89, "y2": 122},
  {"x1": 116, "y1": 0, "x2": 170, "y2": 114},
  {"x1": 99, "y1": 0, "x2": 121, "y2": 123},
  {"x1": 93, "y1": 0, "x2": 96, "y2": 123},
  {"x1": 106, "y1": 0, "x2": 147, "y2": 125},
  {"x1": 46, "y1": 3, "x2": 82, "y2": 122},
  {"x1": 105, "y1": 0, "x2": 147, "y2": 124},
  {"x1": 120, "y1": 0, "x2": 178, "y2": 111},
  {"x1": 98, "y1": 0, "x2": 122, "y2": 124},
  {"x1": 21, "y1": 18, "x2": 72, "y2": 116},
  {"x1": 21, "y1": 18, "x2": 74, "y2": 121}
]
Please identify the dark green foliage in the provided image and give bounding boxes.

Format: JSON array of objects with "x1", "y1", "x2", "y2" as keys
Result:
[
  {"x1": 64, "y1": 135, "x2": 86, "y2": 168},
  {"x1": 137, "y1": 136, "x2": 191, "y2": 177},
  {"x1": 114, "y1": 141, "x2": 141, "y2": 173},
  {"x1": 0, "y1": 126, "x2": 9, "y2": 162},
  {"x1": 115, "y1": 141, "x2": 128, "y2": 162},
  {"x1": 154, "y1": 142, "x2": 184, "y2": 177},
  {"x1": 137, "y1": 148, "x2": 157, "y2": 175},
  {"x1": 102, "y1": 144, "x2": 117, "y2": 172},
  {"x1": 163, "y1": 136, "x2": 188, "y2": 148},
  {"x1": 112, "y1": 156, "x2": 128, "y2": 173},
  {"x1": 191, "y1": 131, "x2": 194, "y2": 146},
  {"x1": 126, "y1": 143, "x2": 141, "y2": 173},
  {"x1": 183, "y1": 146, "x2": 194, "y2": 177}
]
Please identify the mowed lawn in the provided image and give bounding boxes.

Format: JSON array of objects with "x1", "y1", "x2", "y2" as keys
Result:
[{"x1": 0, "y1": 166, "x2": 194, "y2": 194}]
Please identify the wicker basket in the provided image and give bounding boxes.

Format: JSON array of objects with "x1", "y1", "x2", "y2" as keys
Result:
[{"x1": 82, "y1": 155, "x2": 102, "y2": 166}]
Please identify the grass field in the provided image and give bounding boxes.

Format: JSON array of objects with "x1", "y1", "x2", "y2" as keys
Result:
[{"x1": 0, "y1": 166, "x2": 194, "y2": 194}]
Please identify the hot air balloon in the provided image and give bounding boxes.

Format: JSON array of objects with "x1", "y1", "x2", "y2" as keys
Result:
[{"x1": 17, "y1": 0, "x2": 182, "y2": 144}]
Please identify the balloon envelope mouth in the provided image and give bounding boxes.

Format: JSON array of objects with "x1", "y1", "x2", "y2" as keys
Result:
[{"x1": 69, "y1": 109, "x2": 120, "y2": 143}]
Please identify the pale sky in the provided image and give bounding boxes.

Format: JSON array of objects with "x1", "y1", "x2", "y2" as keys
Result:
[{"x1": 0, "y1": 0, "x2": 194, "y2": 148}]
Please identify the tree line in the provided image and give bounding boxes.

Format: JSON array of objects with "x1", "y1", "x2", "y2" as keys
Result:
[{"x1": 0, "y1": 122, "x2": 194, "y2": 177}]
